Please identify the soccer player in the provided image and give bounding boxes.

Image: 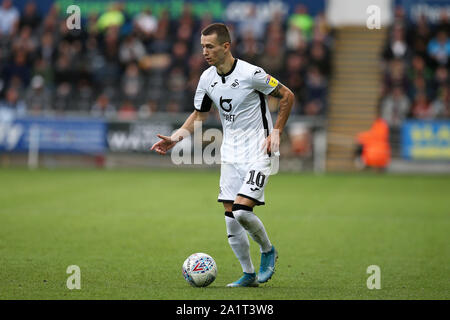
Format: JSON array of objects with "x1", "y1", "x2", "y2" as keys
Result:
[{"x1": 151, "y1": 23, "x2": 294, "y2": 287}]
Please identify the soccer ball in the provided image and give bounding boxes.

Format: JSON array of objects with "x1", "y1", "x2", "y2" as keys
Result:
[{"x1": 182, "y1": 253, "x2": 217, "y2": 287}]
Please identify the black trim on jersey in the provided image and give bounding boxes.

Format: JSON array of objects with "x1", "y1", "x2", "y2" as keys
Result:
[
  {"x1": 217, "y1": 58, "x2": 238, "y2": 83},
  {"x1": 237, "y1": 193, "x2": 265, "y2": 206},
  {"x1": 198, "y1": 93, "x2": 212, "y2": 112},
  {"x1": 257, "y1": 91, "x2": 271, "y2": 156}
]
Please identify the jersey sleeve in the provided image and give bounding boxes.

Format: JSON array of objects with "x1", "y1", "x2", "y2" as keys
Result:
[
  {"x1": 193, "y1": 73, "x2": 213, "y2": 112},
  {"x1": 251, "y1": 67, "x2": 279, "y2": 95}
]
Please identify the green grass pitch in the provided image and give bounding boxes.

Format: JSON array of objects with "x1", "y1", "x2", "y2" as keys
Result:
[{"x1": 0, "y1": 168, "x2": 449, "y2": 299}]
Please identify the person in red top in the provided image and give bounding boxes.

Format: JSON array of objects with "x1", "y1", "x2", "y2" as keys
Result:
[{"x1": 355, "y1": 103, "x2": 391, "y2": 170}]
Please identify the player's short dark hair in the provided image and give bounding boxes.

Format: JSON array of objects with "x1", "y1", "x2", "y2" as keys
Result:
[{"x1": 201, "y1": 23, "x2": 231, "y2": 44}]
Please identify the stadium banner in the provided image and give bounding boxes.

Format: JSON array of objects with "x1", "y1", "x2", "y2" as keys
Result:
[
  {"x1": 13, "y1": 0, "x2": 326, "y2": 22},
  {"x1": 107, "y1": 120, "x2": 173, "y2": 152},
  {"x1": 401, "y1": 120, "x2": 450, "y2": 160},
  {"x1": 0, "y1": 117, "x2": 106, "y2": 154},
  {"x1": 396, "y1": 0, "x2": 450, "y2": 23}
]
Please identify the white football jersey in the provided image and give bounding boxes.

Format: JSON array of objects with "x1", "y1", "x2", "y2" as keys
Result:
[{"x1": 194, "y1": 59, "x2": 279, "y2": 163}]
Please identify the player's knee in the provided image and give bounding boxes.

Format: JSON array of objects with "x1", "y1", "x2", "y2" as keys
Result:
[
  {"x1": 232, "y1": 204, "x2": 253, "y2": 228},
  {"x1": 222, "y1": 202, "x2": 233, "y2": 212}
]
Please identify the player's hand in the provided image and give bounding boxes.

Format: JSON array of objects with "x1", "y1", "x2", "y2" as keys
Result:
[
  {"x1": 150, "y1": 134, "x2": 179, "y2": 155},
  {"x1": 263, "y1": 130, "x2": 280, "y2": 156}
]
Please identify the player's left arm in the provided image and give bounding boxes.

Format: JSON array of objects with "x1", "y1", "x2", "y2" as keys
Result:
[{"x1": 267, "y1": 83, "x2": 295, "y2": 154}]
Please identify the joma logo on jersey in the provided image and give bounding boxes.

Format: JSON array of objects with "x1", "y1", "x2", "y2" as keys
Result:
[{"x1": 220, "y1": 96, "x2": 232, "y2": 112}]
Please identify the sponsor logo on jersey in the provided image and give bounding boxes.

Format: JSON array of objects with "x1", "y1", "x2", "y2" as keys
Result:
[
  {"x1": 223, "y1": 113, "x2": 235, "y2": 122},
  {"x1": 211, "y1": 81, "x2": 218, "y2": 88},
  {"x1": 219, "y1": 96, "x2": 232, "y2": 112},
  {"x1": 265, "y1": 75, "x2": 278, "y2": 88}
]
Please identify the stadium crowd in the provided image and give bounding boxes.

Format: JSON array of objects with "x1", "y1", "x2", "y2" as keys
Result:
[
  {"x1": 0, "y1": 0, "x2": 332, "y2": 121},
  {"x1": 380, "y1": 5, "x2": 450, "y2": 128}
]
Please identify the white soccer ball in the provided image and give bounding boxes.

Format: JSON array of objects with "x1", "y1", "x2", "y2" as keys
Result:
[{"x1": 182, "y1": 253, "x2": 217, "y2": 287}]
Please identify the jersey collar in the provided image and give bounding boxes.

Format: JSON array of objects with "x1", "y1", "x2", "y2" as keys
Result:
[{"x1": 217, "y1": 58, "x2": 238, "y2": 83}]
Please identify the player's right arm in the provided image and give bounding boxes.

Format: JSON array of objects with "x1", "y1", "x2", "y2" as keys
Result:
[
  {"x1": 151, "y1": 110, "x2": 208, "y2": 155},
  {"x1": 151, "y1": 71, "x2": 212, "y2": 155}
]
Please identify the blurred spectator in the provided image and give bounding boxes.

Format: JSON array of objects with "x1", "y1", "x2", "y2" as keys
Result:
[
  {"x1": 32, "y1": 57, "x2": 53, "y2": 87},
  {"x1": 303, "y1": 66, "x2": 327, "y2": 115},
  {"x1": 432, "y1": 65, "x2": 449, "y2": 88},
  {"x1": 148, "y1": 10, "x2": 171, "y2": 54},
  {"x1": 427, "y1": 30, "x2": 450, "y2": 67},
  {"x1": 0, "y1": 86, "x2": 26, "y2": 121},
  {"x1": 411, "y1": 92, "x2": 433, "y2": 119},
  {"x1": 120, "y1": 62, "x2": 144, "y2": 105},
  {"x1": 408, "y1": 75, "x2": 432, "y2": 102},
  {"x1": 383, "y1": 25, "x2": 410, "y2": 61},
  {"x1": 286, "y1": 22, "x2": 307, "y2": 52},
  {"x1": 19, "y1": 1, "x2": 41, "y2": 30},
  {"x1": 138, "y1": 98, "x2": 158, "y2": 119},
  {"x1": 288, "y1": 122, "x2": 311, "y2": 156},
  {"x1": 407, "y1": 55, "x2": 432, "y2": 84},
  {"x1": 74, "y1": 78, "x2": 94, "y2": 112},
  {"x1": 37, "y1": 31, "x2": 56, "y2": 63},
  {"x1": 2, "y1": 50, "x2": 31, "y2": 88},
  {"x1": 97, "y1": 2, "x2": 125, "y2": 32},
  {"x1": 391, "y1": 5, "x2": 408, "y2": 31},
  {"x1": 54, "y1": 52, "x2": 73, "y2": 85},
  {"x1": 12, "y1": 25, "x2": 38, "y2": 58},
  {"x1": 237, "y1": 4, "x2": 266, "y2": 41},
  {"x1": 133, "y1": 8, "x2": 158, "y2": 41},
  {"x1": 86, "y1": 13, "x2": 99, "y2": 37},
  {"x1": 309, "y1": 40, "x2": 331, "y2": 76},
  {"x1": 356, "y1": 115, "x2": 391, "y2": 170},
  {"x1": 430, "y1": 85, "x2": 450, "y2": 118},
  {"x1": 236, "y1": 31, "x2": 263, "y2": 65},
  {"x1": 0, "y1": 0, "x2": 19, "y2": 37},
  {"x1": 257, "y1": 41, "x2": 284, "y2": 80},
  {"x1": 381, "y1": 86, "x2": 410, "y2": 128},
  {"x1": 436, "y1": 11, "x2": 450, "y2": 37},
  {"x1": 53, "y1": 82, "x2": 73, "y2": 112},
  {"x1": 117, "y1": 100, "x2": 137, "y2": 120},
  {"x1": 119, "y1": 34, "x2": 146, "y2": 65},
  {"x1": 166, "y1": 99, "x2": 181, "y2": 114},
  {"x1": 312, "y1": 12, "x2": 330, "y2": 45},
  {"x1": 383, "y1": 58, "x2": 409, "y2": 94},
  {"x1": 283, "y1": 53, "x2": 306, "y2": 110},
  {"x1": 288, "y1": 4, "x2": 314, "y2": 41},
  {"x1": 170, "y1": 41, "x2": 190, "y2": 73},
  {"x1": 166, "y1": 66, "x2": 187, "y2": 108},
  {"x1": 91, "y1": 92, "x2": 116, "y2": 118},
  {"x1": 407, "y1": 15, "x2": 431, "y2": 51},
  {"x1": 25, "y1": 75, "x2": 51, "y2": 115}
]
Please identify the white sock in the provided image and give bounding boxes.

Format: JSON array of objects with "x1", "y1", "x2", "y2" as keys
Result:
[
  {"x1": 232, "y1": 205, "x2": 272, "y2": 253},
  {"x1": 225, "y1": 212, "x2": 254, "y2": 274}
]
